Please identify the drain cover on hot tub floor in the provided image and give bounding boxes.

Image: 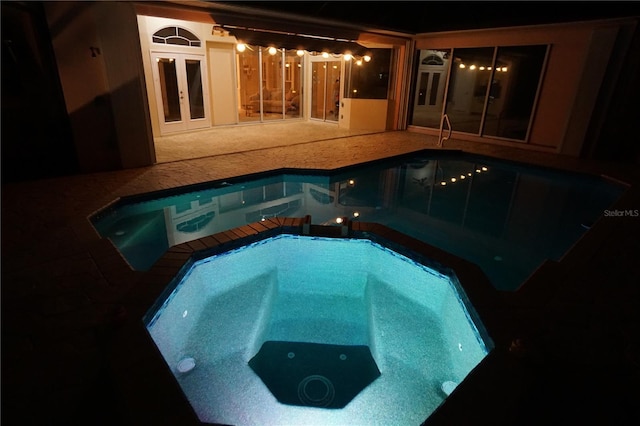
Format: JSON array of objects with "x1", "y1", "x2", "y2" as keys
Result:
[{"x1": 249, "y1": 341, "x2": 381, "y2": 408}]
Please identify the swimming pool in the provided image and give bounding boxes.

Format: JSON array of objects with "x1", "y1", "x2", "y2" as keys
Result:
[
  {"x1": 91, "y1": 151, "x2": 625, "y2": 290},
  {"x1": 144, "y1": 234, "x2": 492, "y2": 425}
]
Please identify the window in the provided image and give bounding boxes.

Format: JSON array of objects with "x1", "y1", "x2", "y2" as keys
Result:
[
  {"x1": 152, "y1": 27, "x2": 201, "y2": 47},
  {"x1": 343, "y1": 48, "x2": 392, "y2": 99}
]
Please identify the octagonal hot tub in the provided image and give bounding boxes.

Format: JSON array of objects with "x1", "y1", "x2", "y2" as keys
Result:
[{"x1": 144, "y1": 234, "x2": 493, "y2": 425}]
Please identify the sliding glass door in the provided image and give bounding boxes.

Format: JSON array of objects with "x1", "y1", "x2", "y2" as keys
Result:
[
  {"x1": 311, "y1": 57, "x2": 342, "y2": 122},
  {"x1": 445, "y1": 47, "x2": 495, "y2": 135},
  {"x1": 411, "y1": 45, "x2": 548, "y2": 142},
  {"x1": 482, "y1": 45, "x2": 548, "y2": 140},
  {"x1": 237, "y1": 47, "x2": 304, "y2": 123}
]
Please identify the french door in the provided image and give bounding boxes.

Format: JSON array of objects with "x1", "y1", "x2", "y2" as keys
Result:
[{"x1": 150, "y1": 52, "x2": 210, "y2": 134}]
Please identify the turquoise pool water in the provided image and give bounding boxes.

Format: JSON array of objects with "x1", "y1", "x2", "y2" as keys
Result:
[
  {"x1": 145, "y1": 235, "x2": 492, "y2": 425},
  {"x1": 91, "y1": 152, "x2": 625, "y2": 290}
]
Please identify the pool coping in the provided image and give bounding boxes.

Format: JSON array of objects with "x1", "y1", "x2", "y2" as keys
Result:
[{"x1": 107, "y1": 215, "x2": 531, "y2": 426}]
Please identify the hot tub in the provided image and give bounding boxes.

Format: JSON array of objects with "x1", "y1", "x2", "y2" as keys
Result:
[{"x1": 144, "y1": 234, "x2": 492, "y2": 425}]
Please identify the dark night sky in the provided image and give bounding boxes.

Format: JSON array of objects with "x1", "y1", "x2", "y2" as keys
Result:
[{"x1": 218, "y1": 1, "x2": 640, "y2": 34}]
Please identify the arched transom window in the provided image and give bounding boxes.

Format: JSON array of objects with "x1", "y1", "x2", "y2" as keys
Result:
[
  {"x1": 152, "y1": 27, "x2": 201, "y2": 47},
  {"x1": 421, "y1": 54, "x2": 444, "y2": 66}
]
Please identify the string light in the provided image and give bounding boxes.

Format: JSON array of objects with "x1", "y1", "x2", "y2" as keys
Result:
[
  {"x1": 456, "y1": 64, "x2": 506, "y2": 72},
  {"x1": 233, "y1": 42, "x2": 372, "y2": 64}
]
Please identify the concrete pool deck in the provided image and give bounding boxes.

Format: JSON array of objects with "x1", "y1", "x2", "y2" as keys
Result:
[{"x1": 2, "y1": 122, "x2": 640, "y2": 425}]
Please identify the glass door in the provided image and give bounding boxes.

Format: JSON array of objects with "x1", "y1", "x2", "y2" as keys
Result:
[
  {"x1": 444, "y1": 47, "x2": 496, "y2": 135},
  {"x1": 151, "y1": 52, "x2": 210, "y2": 134},
  {"x1": 311, "y1": 57, "x2": 342, "y2": 122}
]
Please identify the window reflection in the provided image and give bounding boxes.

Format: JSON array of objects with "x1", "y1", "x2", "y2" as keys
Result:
[{"x1": 411, "y1": 49, "x2": 451, "y2": 128}]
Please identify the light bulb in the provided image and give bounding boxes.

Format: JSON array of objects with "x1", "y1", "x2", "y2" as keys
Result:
[{"x1": 236, "y1": 43, "x2": 246, "y2": 53}]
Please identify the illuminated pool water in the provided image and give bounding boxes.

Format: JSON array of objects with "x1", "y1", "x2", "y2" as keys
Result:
[
  {"x1": 144, "y1": 235, "x2": 492, "y2": 425},
  {"x1": 92, "y1": 152, "x2": 625, "y2": 290}
]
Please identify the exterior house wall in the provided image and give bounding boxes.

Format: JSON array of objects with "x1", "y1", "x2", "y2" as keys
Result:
[
  {"x1": 44, "y1": 1, "x2": 154, "y2": 172},
  {"x1": 44, "y1": 1, "x2": 120, "y2": 172}
]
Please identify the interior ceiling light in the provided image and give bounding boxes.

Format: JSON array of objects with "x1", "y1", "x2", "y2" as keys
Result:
[
  {"x1": 236, "y1": 43, "x2": 246, "y2": 52},
  {"x1": 268, "y1": 46, "x2": 278, "y2": 55},
  {"x1": 296, "y1": 49, "x2": 305, "y2": 57}
]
